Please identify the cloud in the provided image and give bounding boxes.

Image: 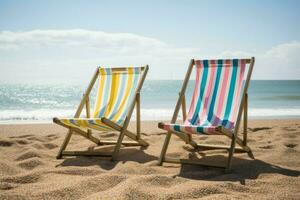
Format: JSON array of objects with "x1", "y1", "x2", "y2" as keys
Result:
[
  {"x1": 254, "y1": 41, "x2": 300, "y2": 79},
  {"x1": 264, "y1": 41, "x2": 300, "y2": 60},
  {"x1": 213, "y1": 42, "x2": 300, "y2": 80},
  {"x1": 0, "y1": 29, "x2": 199, "y2": 83},
  {"x1": 0, "y1": 29, "x2": 166, "y2": 50},
  {"x1": 0, "y1": 29, "x2": 299, "y2": 83}
]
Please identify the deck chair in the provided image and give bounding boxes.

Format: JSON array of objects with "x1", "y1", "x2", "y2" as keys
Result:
[
  {"x1": 53, "y1": 66, "x2": 149, "y2": 160},
  {"x1": 158, "y1": 58, "x2": 255, "y2": 170}
]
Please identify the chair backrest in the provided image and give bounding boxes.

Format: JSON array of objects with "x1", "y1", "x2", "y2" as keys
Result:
[
  {"x1": 185, "y1": 59, "x2": 252, "y2": 130},
  {"x1": 93, "y1": 67, "x2": 145, "y2": 124}
]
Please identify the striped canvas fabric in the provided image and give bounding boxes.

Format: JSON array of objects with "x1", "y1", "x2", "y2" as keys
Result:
[
  {"x1": 57, "y1": 67, "x2": 142, "y2": 131},
  {"x1": 161, "y1": 59, "x2": 247, "y2": 135}
]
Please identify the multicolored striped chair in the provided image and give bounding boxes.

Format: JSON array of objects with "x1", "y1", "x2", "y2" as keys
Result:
[
  {"x1": 53, "y1": 66, "x2": 149, "y2": 160},
  {"x1": 158, "y1": 58, "x2": 255, "y2": 170}
]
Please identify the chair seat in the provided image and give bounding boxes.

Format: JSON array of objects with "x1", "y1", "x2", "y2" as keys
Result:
[
  {"x1": 55, "y1": 118, "x2": 119, "y2": 132},
  {"x1": 158, "y1": 122, "x2": 224, "y2": 135}
]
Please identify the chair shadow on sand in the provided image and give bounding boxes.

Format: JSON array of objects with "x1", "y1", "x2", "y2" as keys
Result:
[
  {"x1": 177, "y1": 154, "x2": 300, "y2": 185},
  {"x1": 56, "y1": 145, "x2": 157, "y2": 170},
  {"x1": 55, "y1": 135, "x2": 299, "y2": 184}
]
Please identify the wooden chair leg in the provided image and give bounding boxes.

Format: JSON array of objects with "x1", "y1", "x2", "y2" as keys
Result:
[
  {"x1": 111, "y1": 130, "x2": 127, "y2": 160},
  {"x1": 136, "y1": 93, "x2": 141, "y2": 140},
  {"x1": 57, "y1": 129, "x2": 73, "y2": 159},
  {"x1": 243, "y1": 93, "x2": 248, "y2": 146},
  {"x1": 158, "y1": 132, "x2": 172, "y2": 165},
  {"x1": 226, "y1": 134, "x2": 237, "y2": 171}
]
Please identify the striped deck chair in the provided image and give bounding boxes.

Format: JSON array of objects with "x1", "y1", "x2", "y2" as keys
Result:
[
  {"x1": 53, "y1": 66, "x2": 149, "y2": 160},
  {"x1": 158, "y1": 58, "x2": 255, "y2": 170}
]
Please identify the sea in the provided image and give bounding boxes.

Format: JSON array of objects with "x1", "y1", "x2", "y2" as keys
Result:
[{"x1": 0, "y1": 80, "x2": 299, "y2": 124}]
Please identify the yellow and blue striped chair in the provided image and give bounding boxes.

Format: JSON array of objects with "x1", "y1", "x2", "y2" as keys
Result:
[{"x1": 53, "y1": 66, "x2": 149, "y2": 160}]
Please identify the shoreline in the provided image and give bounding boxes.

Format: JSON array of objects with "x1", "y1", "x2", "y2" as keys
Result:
[{"x1": 1, "y1": 117, "x2": 300, "y2": 125}]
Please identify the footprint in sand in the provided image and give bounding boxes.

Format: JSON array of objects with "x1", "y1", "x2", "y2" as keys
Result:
[
  {"x1": 26, "y1": 136, "x2": 47, "y2": 142},
  {"x1": 17, "y1": 158, "x2": 44, "y2": 170},
  {"x1": 31, "y1": 143, "x2": 44, "y2": 149},
  {"x1": 282, "y1": 127, "x2": 297, "y2": 132},
  {"x1": 43, "y1": 143, "x2": 58, "y2": 149},
  {"x1": 1, "y1": 173, "x2": 41, "y2": 184},
  {"x1": 45, "y1": 134, "x2": 60, "y2": 141},
  {"x1": 0, "y1": 182, "x2": 18, "y2": 190},
  {"x1": 15, "y1": 151, "x2": 41, "y2": 161},
  {"x1": 259, "y1": 145, "x2": 273, "y2": 149},
  {"x1": 15, "y1": 139, "x2": 31, "y2": 145},
  {"x1": 284, "y1": 143, "x2": 298, "y2": 149},
  {"x1": 248, "y1": 127, "x2": 272, "y2": 132},
  {"x1": 9, "y1": 134, "x2": 34, "y2": 139},
  {"x1": 30, "y1": 142, "x2": 58, "y2": 150},
  {"x1": 3, "y1": 138, "x2": 32, "y2": 146},
  {"x1": 0, "y1": 162, "x2": 21, "y2": 176},
  {"x1": 0, "y1": 140, "x2": 13, "y2": 147},
  {"x1": 46, "y1": 134, "x2": 57, "y2": 138}
]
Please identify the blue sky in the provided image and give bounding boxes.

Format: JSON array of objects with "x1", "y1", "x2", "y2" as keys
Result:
[{"x1": 0, "y1": 0, "x2": 299, "y2": 83}]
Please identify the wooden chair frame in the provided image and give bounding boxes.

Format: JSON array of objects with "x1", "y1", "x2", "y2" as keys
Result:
[
  {"x1": 54, "y1": 65, "x2": 149, "y2": 160},
  {"x1": 158, "y1": 58, "x2": 255, "y2": 170}
]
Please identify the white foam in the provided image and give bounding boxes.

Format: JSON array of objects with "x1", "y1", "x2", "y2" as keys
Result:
[
  {"x1": 0, "y1": 108, "x2": 299, "y2": 124},
  {"x1": 249, "y1": 108, "x2": 300, "y2": 117},
  {"x1": 0, "y1": 109, "x2": 75, "y2": 123}
]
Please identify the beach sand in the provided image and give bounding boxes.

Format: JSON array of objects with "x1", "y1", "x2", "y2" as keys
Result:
[{"x1": 0, "y1": 119, "x2": 300, "y2": 199}]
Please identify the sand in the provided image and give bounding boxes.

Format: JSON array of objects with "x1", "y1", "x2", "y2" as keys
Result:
[{"x1": 0, "y1": 119, "x2": 300, "y2": 199}]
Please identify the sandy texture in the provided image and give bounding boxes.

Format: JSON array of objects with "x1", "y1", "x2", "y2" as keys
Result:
[{"x1": 0, "y1": 119, "x2": 300, "y2": 199}]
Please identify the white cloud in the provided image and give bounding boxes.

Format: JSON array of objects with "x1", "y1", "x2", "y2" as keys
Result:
[
  {"x1": 254, "y1": 41, "x2": 300, "y2": 80},
  {"x1": 264, "y1": 41, "x2": 299, "y2": 60},
  {"x1": 0, "y1": 29, "x2": 299, "y2": 83},
  {"x1": 203, "y1": 42, "x2": 300, "y2": 80},
  {"x1": 0, "y1": 29, "x2": 166, "y2": 50}
]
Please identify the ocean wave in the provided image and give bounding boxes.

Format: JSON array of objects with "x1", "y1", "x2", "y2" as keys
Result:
[
  {"x1": 248, "y1": 108, "x2": 300, "y2": 117},
  {"x1": 0, "y1": 109, "x2": 75, "y2": 122},
  {"x1": 0, "y1": 108, "x2": 299, "y2": 124},
  {"x1": 259, "y1": 95, "x2": 300, "y2": 101}
]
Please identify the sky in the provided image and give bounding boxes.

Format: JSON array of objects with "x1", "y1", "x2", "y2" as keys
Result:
[{"x1": 0, "y1": 0, "x2": 300, "y2": 83}]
